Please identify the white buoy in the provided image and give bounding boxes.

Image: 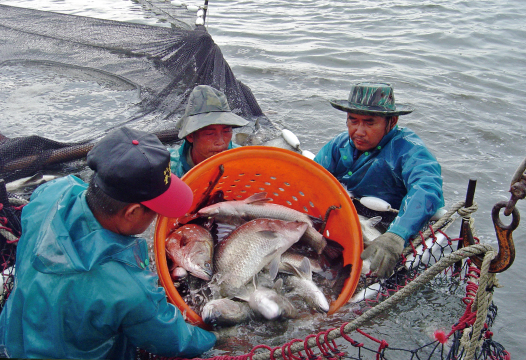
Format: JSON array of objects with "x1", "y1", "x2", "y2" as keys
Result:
[
  {"x1": 281, "y1": 129, "x2": 300, "y2": 150},
  {"x1": 195, "y1": 17, "x2": 204, "y2": 25},
  {"x1": 197, "y1": 9, "x2": 204, "y2": 17},
  {"x1": 171, "y1": 0, "x2": 182, "y2": 6},
  {"x1": 361, "y1": 259, "x2": 371, "y2": 275},
  {"x1": 302, "y1": 150, "x2": 315, "y2": 160},
  {"x1": 430, "y1": 207, "x2": 447, "y2": 221},
  {"x1": 186, "y1": 4, "x2": 199, "y2": 12},
  {"x1": 360, "y1": 196, "x2": 396, "y2": 212}
]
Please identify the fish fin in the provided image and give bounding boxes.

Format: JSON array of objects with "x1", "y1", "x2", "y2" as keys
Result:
[
  {"x1": 243, "y1": 192, "x2": 272, "y2": 205},
  {"x1": 268, "y1": 257, "x2": 280, "y2": 280},
  {"x1": 235, "y1": 133, "x2": 250, "y2": 145},
  {"x1": 234, "y1": 288, "x2": 251, "y2": 302},
  {"x1": 322, "y1": 238, "x2": 344, "y2": 261},
  {"x1": 287, "y1": 263, "x2": 303, "y2": 279},
  {"x1": 366, "y1": 216, "x2": 383, "y2": 228},
  {"x1": 178, "y1": 233, "x2": 191, "y2": 247},
  {"x1": 298, "y1": 257, "x2": 312, "y2": 280},
  {"x1": 273, "y1": 278, "x2": 284, "y2": 294},
  {"x1": 257, "y1": 230, "x2": 279, "y2": 240},
  {"x1": 23, "y1": 171, "x2": 44, "y2": 184}
]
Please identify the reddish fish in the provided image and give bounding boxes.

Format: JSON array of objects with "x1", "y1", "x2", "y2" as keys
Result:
[{"x1": 166, "y1": 224, "x2": 214, "y2": 281}]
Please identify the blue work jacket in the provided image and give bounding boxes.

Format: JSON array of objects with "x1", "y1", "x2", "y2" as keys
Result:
[
  {"x1": 169, "y1": 140, "x2": 239, "y2": 177},
  {"x1": 0, "y1": 175, "x2": 215, "y2": 359},
  {"x1": 314, "y1": 126, "x2": 444, "y2": 243}
]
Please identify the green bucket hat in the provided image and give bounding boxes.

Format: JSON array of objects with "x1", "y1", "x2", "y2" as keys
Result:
[
  {"x1": 177, "y1": 85, "x2": 249, "y2": 138},
  {"x1": 329, "y1": 82, "x2": 414, "y2": 116}
]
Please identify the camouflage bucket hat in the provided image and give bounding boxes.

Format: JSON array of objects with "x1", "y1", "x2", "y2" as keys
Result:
[
  {"x1": 177, "y1": 85, "x2": 249, "y2": 138},
  {"x1": 329, "y1": 82, "x2": 414, "y2": 116}
]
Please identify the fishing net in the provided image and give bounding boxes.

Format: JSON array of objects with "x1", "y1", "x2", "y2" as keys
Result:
[
  {"x1": 0, "y1": 2, "x2": 275, "y2": 185},
  {"x1": 0, "y1": 180, "x2": 26, "y2": 311},
  {"x1": 136, "y1": 200, "x2": 510, "y2": 360}
]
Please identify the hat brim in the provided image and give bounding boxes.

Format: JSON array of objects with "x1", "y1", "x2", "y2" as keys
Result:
[
  {"x1": 329, "y1": 99, "x2": 414, "y2": 116},
  {"x1": 141, "y1": 174, "x2": 193, "y2": 218},
  {"x1": 178, "y1": 111, "x2": 249, "y2": 138}
]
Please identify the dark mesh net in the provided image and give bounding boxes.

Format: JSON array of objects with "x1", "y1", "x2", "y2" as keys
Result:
[{"x1": 0, "y1": 3, "x2": 273, "y2": 184}]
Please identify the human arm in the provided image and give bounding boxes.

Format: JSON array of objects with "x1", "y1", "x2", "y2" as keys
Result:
[
  {"x1": 122, "y1": 270, "x2": 216, "y2": 358},
  {"x1": 386, "y1": 142, "x2": 444, "y2": 242},
  {"x1": 360, "y1": 130, "x2": 443, "y2": 277}
]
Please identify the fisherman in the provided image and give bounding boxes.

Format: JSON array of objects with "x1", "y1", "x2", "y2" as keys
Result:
[
  {"x1": 314, "y1": 82, "x2": 444, "y2": 278},
  {"x1": 0, "y1": 127, "x2": 218, "y2": 359},
  {"x1": 169, "y1": 85, "x2": 249, "y2": 177}
]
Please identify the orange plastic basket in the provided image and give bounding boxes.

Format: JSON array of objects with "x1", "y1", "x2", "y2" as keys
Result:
[{"x1": 154, "y1": 146, "x2": 362, "y2": 328}]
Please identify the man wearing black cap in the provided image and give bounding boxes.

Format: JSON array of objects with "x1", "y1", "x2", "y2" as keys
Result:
[
  {"x1": 315, "y1": 82, "x2": 444, "y2": 278},
  {"x1": 0, "y1": 127, "x2": 216, "y2": 359}
]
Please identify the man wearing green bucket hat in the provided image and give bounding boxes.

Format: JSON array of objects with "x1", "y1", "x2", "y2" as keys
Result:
[
  {"x1": 314, "y1": 82, "x2": 444, "y2": 278},
  {"x1": 169, "y1": 85, "x2": 249, "y2": 177}
]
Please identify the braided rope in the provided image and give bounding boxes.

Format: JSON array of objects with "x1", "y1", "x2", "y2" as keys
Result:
[
  {"x1": 249, "y1": 243, "x2": 495, "y2": 360},
  {"x1": 0, "y1": 228, "x2": 18, "y2": 242},
  {"x1": 464, "y1": 250, "x2": 497, "y2": 360}
]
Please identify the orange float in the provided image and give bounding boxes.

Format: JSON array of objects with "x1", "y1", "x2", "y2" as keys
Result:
[{"x1": 154, "y1": 146, "x2": 363, "y2": 328}]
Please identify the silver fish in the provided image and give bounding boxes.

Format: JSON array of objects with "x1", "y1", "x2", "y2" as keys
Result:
[
  {"x1": 237, "y1": 277, "x2": 298, "y2": 321},
  {"x1": 201, "y1": 298, "x2": 253, "y2": 326},
  {"x1": 211, "y1": 218, "x2": 308, "y2": 298},
  {"x1": 235, "y1": 119, "x2": 302, "y2": 154},
  {"x1": 358, "y1": 215, "x2": 383, "y2": 248},
  {"x1": 165, "y1": 224, "x2": 214, "y2": 281},
  {"x1": 284, "y1": 257, "x2": 330, "y2": 313},
  {"x1": 265, "y1": 251, "x2": 323, "y2": 275},
  {"x1": 198, "y1": 192, "x2": 327, "y2": 254},
  {"x1": 5, "y1": 172, "x2": 59, "y2": 192}
]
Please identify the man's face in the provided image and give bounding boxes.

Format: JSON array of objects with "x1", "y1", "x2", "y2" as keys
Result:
[
  {"x1": 346, "y1": 113, "x2": 396, "y2": 151},
  {"x1": 132, "y1": 205, "x2": 158, "y2": 235},
  {"x1": 186, "y1": 124, "x2": 233, "y2": 165}
]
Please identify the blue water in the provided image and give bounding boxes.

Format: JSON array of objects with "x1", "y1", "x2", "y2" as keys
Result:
[{"x1": 1, "y1": 0, "x2": 525, "y2": 357}]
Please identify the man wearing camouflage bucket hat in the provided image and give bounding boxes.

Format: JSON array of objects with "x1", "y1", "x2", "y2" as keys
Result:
[
  {"x1": 169, "y1": 85, "x2": 249, "y2": 177},
  {"x1": 314, "y1": 82, "x2": 444, "y2": 278}
]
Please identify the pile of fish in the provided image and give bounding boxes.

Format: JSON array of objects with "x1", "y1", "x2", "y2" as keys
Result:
[{"x1": 165, "y1": 192, "x2": 343, "y2": 327}]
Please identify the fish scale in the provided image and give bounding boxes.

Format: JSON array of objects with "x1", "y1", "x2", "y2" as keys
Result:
[{"x1": 212, "y1": 218, "x2": 309, "y2": 298}]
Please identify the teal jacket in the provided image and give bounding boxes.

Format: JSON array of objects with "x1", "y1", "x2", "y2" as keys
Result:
[
  {"x1": 314, "y1": 126, "x2": 444, "y2": 243},
  {"x1": 169, "y1": 140, "x2": 238, "y2": 177},
  {"x1": 0, "y1": 175, "x2": 215, "y2": 359}
]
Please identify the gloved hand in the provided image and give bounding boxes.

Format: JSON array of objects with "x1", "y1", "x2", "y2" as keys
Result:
[{"x1": 360, "y1": 232, "x2": 405, "y2": 278}]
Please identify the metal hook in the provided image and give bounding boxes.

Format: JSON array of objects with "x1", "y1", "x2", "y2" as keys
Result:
[
  {"x1": 505, "y1": 157, "x2": 526, "y2": 216},
  {"x1": 463, "y1": 201, "x2": 518, "y2": 273}
]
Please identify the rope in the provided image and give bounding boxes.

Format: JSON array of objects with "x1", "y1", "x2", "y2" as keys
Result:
[
  {"x1": 403, "y1": 200, "x2": 478, "y2": 255},
  {"x1": 249, "y1": 243, "x2": 495, "y2": 360},
  {"x1": 464, "y1": 250, "x2": 497, "y2": 360}
]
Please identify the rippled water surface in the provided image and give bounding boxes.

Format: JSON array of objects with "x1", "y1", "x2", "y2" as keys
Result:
[{"x1": 1, "y1": 0, "x2": 525, "y2": 357}]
